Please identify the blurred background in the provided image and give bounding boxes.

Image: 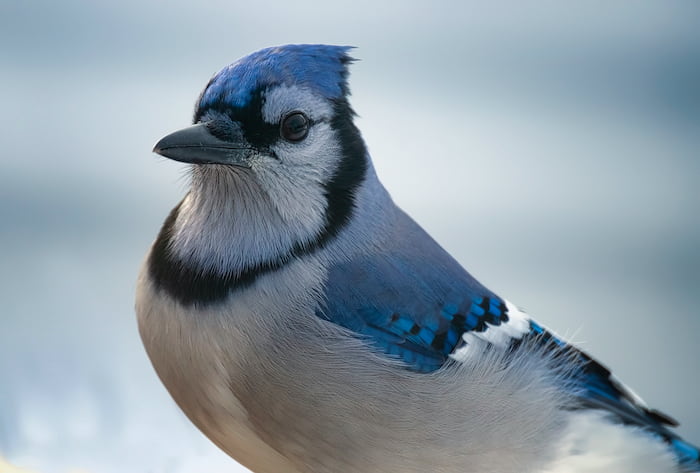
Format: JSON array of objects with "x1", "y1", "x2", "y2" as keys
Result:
[{"x1": 1, "y1": 1, "x2": 698, "y2": 472}]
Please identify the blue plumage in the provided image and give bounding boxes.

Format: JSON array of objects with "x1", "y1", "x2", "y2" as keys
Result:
[
  {"x1": 318, "y1": 209, "x2": 698, "y2": 463},
  {"x1": 318, "y1": 213, "x2": 500, "y2": 372},
  {"x1": 524, "y1": 322, "x2": 700, "y2": 465},
  {"x1": 199, "y1": 44, "x2": 353, "y2": 110},
  {"x1": 142, "y1": 44, "x2": 700, "y2": 472}
]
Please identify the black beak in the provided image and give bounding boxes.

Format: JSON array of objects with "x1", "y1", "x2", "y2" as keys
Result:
[{"x1": 153, "y1": 122, "x2": 254, "y2": 166}]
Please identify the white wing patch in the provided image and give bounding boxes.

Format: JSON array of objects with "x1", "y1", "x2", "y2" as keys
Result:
[{"x1": 450, "y1": 300, "x2": 531, "y2": 363}]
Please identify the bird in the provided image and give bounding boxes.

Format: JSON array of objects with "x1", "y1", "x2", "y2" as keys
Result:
[{"x1": 136, "y1": 44, "x2": 699, "y2": 473}]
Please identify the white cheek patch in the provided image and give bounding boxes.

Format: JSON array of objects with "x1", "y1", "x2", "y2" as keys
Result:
[
  {"x1": 261, "y1": 85, "x2": 334, "y2": 124},
  {"x1": 269, "y1": 122, "x2": 341, "y2": 178},
  {"x1": 252, "y1": 123, "x2": 342, "y2": 236}
]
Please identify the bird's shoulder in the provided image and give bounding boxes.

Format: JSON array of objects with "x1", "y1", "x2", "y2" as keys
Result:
[{"x1": 317, "y1": 214, "x2": 521, "y2": 371}]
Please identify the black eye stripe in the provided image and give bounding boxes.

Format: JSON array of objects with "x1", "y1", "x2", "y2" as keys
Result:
[
  {"x1": 196, "y1": 88, "x2": 278, "y2": 149},
  {"x1": 195, "y1": 86, "x2": 334, "y2": 150}
]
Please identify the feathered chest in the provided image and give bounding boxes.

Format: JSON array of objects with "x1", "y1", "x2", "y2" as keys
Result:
[{"x1": 135, "y1": 255, "x2": 332, "y2": 473}]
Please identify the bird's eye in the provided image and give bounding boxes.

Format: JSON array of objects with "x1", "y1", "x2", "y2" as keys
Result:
[{"x1": 281, "y1": 112, "x2": 310, "y2": 142}]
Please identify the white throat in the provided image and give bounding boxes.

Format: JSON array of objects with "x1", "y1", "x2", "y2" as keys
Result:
[{"x1": 170, "y1": 165, "x2": 327, "y2": 276}]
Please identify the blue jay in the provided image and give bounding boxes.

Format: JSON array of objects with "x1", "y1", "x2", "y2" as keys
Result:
[{"x1": 136, "y1": 44, "x2": 699, "y2": 473}]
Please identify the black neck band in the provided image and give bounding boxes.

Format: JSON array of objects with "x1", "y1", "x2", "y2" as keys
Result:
[{"x1": 148, "y1": 100, "x2": 367, "y2": 307}]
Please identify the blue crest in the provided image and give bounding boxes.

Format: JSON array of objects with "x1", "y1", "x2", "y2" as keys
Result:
[{"x1": 198, "y1": 44, "x2": 355, "y2": 110}]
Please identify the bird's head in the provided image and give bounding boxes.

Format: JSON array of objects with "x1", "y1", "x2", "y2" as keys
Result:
[
  {"x1": 154, "y1": 45, "x2": 368, "y2": 232},
  {"x1": 150, "y1": 45, "x2": 375, "y2": 286}
]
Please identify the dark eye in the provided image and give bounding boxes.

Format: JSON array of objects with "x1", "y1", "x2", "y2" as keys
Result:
[{"x1": 281, "y1": 112, "x2": 310, "y2": 142}]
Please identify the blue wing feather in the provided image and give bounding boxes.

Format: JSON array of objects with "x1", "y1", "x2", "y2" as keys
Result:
[
  {"x1": 514, "y1": 320, "x2": 699, "y2": 465},
  {"x1": 317, "y1": 243, "x2": 506, "y2": 371},
  {"x1": 316, "y1": 217, "x2": 699, "y2": 466}
]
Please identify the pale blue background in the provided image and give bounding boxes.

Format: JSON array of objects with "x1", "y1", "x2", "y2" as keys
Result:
[{"x1": 1, "y1": 1, "x2": 698, "y2": 472}]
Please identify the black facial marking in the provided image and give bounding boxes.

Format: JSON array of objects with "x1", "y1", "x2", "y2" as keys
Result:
[
  {"x1": 149, "y1": 98, "x2": 368, "y2": 307},
  {"x1": 195, "y1": 88, "x2": 279, "y2": 151},
  {"x1": 320, "y1": 98, "x2": 368, "y2": 240}
]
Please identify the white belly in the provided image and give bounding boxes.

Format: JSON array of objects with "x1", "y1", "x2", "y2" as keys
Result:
[
  {"x1": 135, "y1": 266, "x2": 305, "y2": 473},
  {"x1": 135, "y1": 261, "x2": 683, "y2": 473}
]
